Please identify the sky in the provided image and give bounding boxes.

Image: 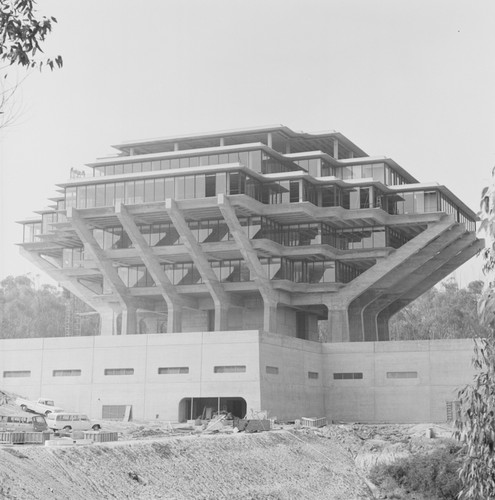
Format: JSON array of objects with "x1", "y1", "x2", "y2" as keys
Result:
[{"x1": 0, "y1": 0, "x2": 494, "y2": 288}]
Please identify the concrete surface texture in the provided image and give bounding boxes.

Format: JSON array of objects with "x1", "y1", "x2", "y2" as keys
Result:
[
  {"x1": 17, "y1": 126, "x2": 481, "y2": 343},
  {"x1": 0, "y1": 332, "x2": 476, "y2": 423}
]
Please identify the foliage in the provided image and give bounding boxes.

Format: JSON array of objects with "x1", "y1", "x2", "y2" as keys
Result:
[
  {"x1": 0, "y1": 275, "x2": 98, "y2": 338},
  {"x1": 0, "y1": 0, "x2": 62, "y2": 70},
  {"x1": 455, "y1": 338, "x2": 495, "y2": 499},
  {"x1": 369, "y1": 445, "x2": 462, "y2": 499},
  {"x1": 389, "y1": 279, "x2": 489, "y2": 340},
  {"x1": 453, "y1": 171, "x2": 495, "y2": 499}
]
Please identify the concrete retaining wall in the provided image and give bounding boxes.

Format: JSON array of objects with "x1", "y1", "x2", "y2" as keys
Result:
[{"x1": 0, "y1": 333, "x2": 477, "y2": 423}]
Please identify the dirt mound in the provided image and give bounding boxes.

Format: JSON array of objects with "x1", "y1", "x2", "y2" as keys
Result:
[{"x1": 0, "y1": 430, "x2": 372, "y2": 500}]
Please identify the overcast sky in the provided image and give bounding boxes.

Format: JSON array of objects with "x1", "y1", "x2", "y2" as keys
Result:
[{"x1": 1, "y1": 0, "x2": 494, "y2": 287}]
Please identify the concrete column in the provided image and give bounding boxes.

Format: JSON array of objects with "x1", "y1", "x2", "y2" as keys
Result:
[
  {"x1": 99, "y1": 310, "x2": 116, "y2": 336},
  {"x1": 220, "y1": 137, "x2": 225, "y2": 147},
  {"x1": 215, "y1": 304, "x2": 229, "y2": 331},
  {"x1": 267, "y1": 132, "x2": 273, "y2": 149},
  {"x1": 174, "y1": 142, "x2": 179, "y2": 151},
  {"x1": 325, "y1": 305, "x2": 349, "y2": 342},
  {"x1": 263, "y1": 302, "x2": 278, "y2": 333},
  {"x1": 121, "y1": 306, "x2": 138, "y2": 335},
  {"x1": 376, "y1": 311, "x2": 390, "y2": 341},
  {"x1": 333, "y1": 139, "x2": 339, "y2": 159},
  {"x1": 285, "y1": 141, "x2": 291, "y2": 154},
  {"x1": 167, "y1": 304, "x2": 183, "y2": 334}
]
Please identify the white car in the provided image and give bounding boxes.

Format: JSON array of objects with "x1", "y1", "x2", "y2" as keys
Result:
[
  {"x1": 16, "y1": 397, "x2": 64, "y2": 416},
  {"x1": 45, "y1": 412, "x2": 101, "y2": 432}
]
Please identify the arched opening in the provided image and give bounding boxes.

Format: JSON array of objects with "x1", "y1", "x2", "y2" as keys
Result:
[{"x1": 178, "y1": 397, "x2": 247, "y2": 423}]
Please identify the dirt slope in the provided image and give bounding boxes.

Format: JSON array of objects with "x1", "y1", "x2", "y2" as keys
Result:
[{"x1": 0, "y1": 430, "x2": 372, "y2": 500}]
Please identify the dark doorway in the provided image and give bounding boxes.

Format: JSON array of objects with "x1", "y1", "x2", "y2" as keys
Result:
[{"x1": 178, "y1": 397, "x2": 247, "y2": 422}]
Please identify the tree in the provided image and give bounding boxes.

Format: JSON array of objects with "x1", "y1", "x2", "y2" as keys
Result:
[
  {"x1": 455, "y1": 171, "x2": 495, "y2": 499},
  {"x1": 0, "y1": 0, "x2": 62, "y2": 127},
  {"x1": 389, "y1": 279, "x2": 488, "y2": 340},
  {"x1": 0, "y1": 275, "x2": 98, "y2": 338},
  {"x1": 0, "y1": 0, "x2": 62, "y2": 70}
]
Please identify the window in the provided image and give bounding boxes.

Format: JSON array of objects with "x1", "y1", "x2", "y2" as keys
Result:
[
  {"x1": 214, "y1": 365, "x2": 246, "y2": 373},
  {"x1": 158, "y1": 367, "x2": 189, "y2": 374},
  {"x1": 333, "y1": 373, "x2": 363, "y2": 380},
  {"x1": 205, "y1": 174, "x2": 216, "y2": 197},
  {"x1": 53, "y1": 370, "x2": 82, "y2": 377},
  {"x1": 266, "y1": 366, "x2": 279, "y2": 375},
  {"x1": 3, "y1": 370, "x2": 31, "y2": 378},
  {"x1": 308, "y1": 371, "x2": 319, "y2": 379},
  {"x1": 386, "y1": 371, "x2": 418, "y2": 379},
  {"x1": 104, "y1": 368, "x2": 134, "y2": 376}
]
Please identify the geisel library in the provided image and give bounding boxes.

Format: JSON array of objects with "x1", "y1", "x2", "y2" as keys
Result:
[{"x1": 3, "y1": 126, "x2": 482, "y2": 423}]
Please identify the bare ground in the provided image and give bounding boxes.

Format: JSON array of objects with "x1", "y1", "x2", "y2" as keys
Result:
[{"x1": 0, "y1": 428, "x2": 373, "y2": 500}]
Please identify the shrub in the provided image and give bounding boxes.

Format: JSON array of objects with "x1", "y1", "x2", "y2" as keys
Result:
[{"x1": 369, "y1": 447, "x2": 462, "y2": 499}]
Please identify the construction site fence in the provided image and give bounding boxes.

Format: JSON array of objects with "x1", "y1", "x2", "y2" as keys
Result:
[
  {"x1": 301, "y1": 417, "x2": 327, "y2": 428},
  {"x1": 0, "y1": 431, "x2": 52, "y2": 445}
]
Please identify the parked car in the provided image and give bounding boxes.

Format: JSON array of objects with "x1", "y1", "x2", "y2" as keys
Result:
[
  {"x1": 0, "y1": 413, "x2": 48, "y2": 432},
  {"x1": 16, "y1": 397, "x2": 64, "y2": 416},
  {"x1": 45, "y1": 412, "x2": 101, "y2": 432}
]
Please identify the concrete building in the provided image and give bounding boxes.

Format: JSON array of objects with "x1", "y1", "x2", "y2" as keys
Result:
[{"x1": 13, "y1": 126, "x2": 481, "y2": 422}]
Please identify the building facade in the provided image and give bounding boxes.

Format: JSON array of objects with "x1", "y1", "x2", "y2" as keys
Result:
[
  {"x1": 0, "y1": 333, "x2": 475, "y2": 423},
  {"x1": 18, "y1": 125, "x2": 481, "y2": 343}
]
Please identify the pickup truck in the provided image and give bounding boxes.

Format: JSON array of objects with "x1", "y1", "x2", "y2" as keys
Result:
[{"x1": 16, "y1": 397, "x2": 64, "y2": 416}]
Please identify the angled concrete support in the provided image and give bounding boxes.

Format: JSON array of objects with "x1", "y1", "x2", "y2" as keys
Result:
[
  {"x1": 115, "y1": 203, "x2": 197, "y2": 333},
  {"x1": 165, "y1": 199, "x2": 232, "y2": 331},
  {"x1": 377, "y1": 238, "x2": 484, "y2": 340},
  {"x1": 218, "y1": 194, "x2": 279, "y2": 333},
  {"x1": 67, "y1": 207, "x2": 137, "y2": 335},
  {"x1": 361, "y1": 232, "x2": 479, "y2": 341}
]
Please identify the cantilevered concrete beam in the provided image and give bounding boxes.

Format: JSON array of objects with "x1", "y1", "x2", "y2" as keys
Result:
[
  {"x1": 376, "y1": 238, "x2": 484, "y2": 340},
  {"x1": 165, "y1": 198, "x2": 238, "y2": 331},
  {"x1": 19, "y1": 247, "x2": 119, "y2": 335},
  {"x1": 217, "y1": 194, "x2": 279, "y2": 333},
  {"x1": 67, "y1": 207, "x2": 138, "y2": 335},
  {"x1": 324, "y1": 215, "x2": 464, "y2": 342},
  {"x1": 347, "y1": 223, "x2": 470, "y2": 341},
  {"x1": 361, "y1": 232, "x2": 479, "y2": 341},
  {"x1": 115, "y1": 203, "x2": 197, "y2": 333}
]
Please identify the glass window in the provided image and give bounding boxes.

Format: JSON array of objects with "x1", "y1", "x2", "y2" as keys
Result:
[
  {"x1": 195, "y1": 175, "x2": 205, "y2": 198},
  {"x1": 141, "y1": 161, "x2": 152, "y2": 172},
  {"x1": 205, "y1": 174, "x2": 216, "y2": 197},
  {"x1": 115, "y1": 182, "x2": 125, "y2": 205},
  {"x1": 185, "y1": 176, "x2": 195, "y2": 199},
  {"x1": 372, "y1": 164, "x2": 385, "y2": 183},
  {"x1": 95, "y1": 184, "x2": 106, "y2": 207},
  {"x1": 164, "y1": 178, "x2": 174, "y2": 198},
  {"x1": 249, "y1": 151, "x2": 262, "y2": 172},
  {"x1": 76, "y1": 186, "x2": 86, "y2": 209},
  {"x1": 175, "y1": 176, "x2": 185, "y2": 199},
  {"x1": 125, "y1": 181, "x2": 135, "y2": 204},
  {"x1": 424, "y1": 191, "x2": 438, "y2": 212},
  {"x1": 86, "y1": 185, "x2": 96, "y2": 208},
  {"x1": 289, "y1": 181, "x2": 299, "y2": 203},
  {"x1": 144, "y1": 180, "x2": 154, "y2": 202},
  {"x1": 216, "y1": 173, "x2": 226, "y2": 194},
  {"x1": 105, "y1": 183, "x2": 115, "y2": 206},
  {"x1": 134, "y1": 180, "x2": 145, "y2": 203},
  {"x1": 154, "y1": 178, "x2": 165, "y2": 201}
]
